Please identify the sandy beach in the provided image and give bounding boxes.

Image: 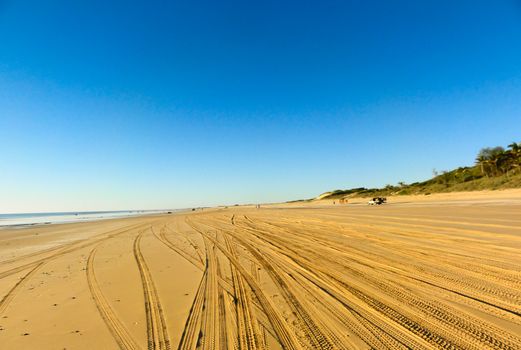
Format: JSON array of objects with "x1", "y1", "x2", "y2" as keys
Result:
[{"x1": 1, "y1": 192, "x2": 521, "y2": 349}]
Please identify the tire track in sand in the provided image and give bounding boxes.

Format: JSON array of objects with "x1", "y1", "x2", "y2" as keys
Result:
[
  {"x1": 186, "y1": 219, "x2": 301, "y2": 350},
  {"x1": 0, "y1": 222, "x2": 148, "y2": 267},
  {"x1": 133, "y1": 229, "x2": 171, "y2": 350},
  {"x1": 234, "y1": 216, "x2": 521, "y2": 349},
  {"x1": 176, "y1": 229, "x2": 236, "y2": 350},
  {"x1": 227, "y1": 231, "x2": 351, "y2": 350},
  {"x1": 0, "y1": 222, "x2": 151, "y2": 280},
  {"x1": 0, "y1": 262, "x2": 44, "y2": 315},
  {"x1": 199, "y1": 235, "x2": 221, "y2": 350},
  {"x1": 222, "y1": 233, "x2": 264, "y2": 350},
  {"x1": 166, "y1": 223, "x2": 205, "y2": 265},
  {"x1": 86, "y1": 246, "x2": 141, "y2": 350},
  {"x1": 178, "y1": 270, "x2": 207, "y2": 350},
  {"x1": 231, "y1": 219, "x2": 433, "y2": 349},
  {"x1": 154, "y1": 223, "x2": 259, "y2": 350}
]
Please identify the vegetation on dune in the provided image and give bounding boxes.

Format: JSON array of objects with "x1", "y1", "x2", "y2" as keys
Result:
[{"x1": 318, "y1": 141, "x2": 521, "y2": 200}]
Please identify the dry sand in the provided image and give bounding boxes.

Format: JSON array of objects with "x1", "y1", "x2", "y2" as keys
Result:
[{"x1": 1, "y1": 192, "x2": 521, "y2": 349}]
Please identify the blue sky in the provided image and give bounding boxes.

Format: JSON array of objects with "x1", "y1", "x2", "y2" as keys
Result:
[{"x1": 1, "y1": 1, "x2": 521, "y2": 212}]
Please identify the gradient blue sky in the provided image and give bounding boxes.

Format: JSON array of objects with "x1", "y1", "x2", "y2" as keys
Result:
[{"x1": 1, "y1": 1, "x2": 521, "y2": 212}]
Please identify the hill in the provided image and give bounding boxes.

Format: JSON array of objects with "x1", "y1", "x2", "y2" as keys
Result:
[{"x1": 317, "y1": 141, "x2": 521, "y2": 201}]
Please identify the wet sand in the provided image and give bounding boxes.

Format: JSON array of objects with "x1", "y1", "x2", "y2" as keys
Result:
[{"x1": 1, "y1": 193, "x2": 521, "y2": 349}]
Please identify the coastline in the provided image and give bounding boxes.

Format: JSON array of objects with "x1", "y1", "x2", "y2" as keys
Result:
[
  {"x1": 0, "y1": 191, "x2": 520, "y2": 348},
  {"x1": 0, "y1": 209, "x2": 181, "y2": 228}
]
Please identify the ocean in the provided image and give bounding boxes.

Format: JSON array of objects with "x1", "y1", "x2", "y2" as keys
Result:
[{"x1": 0, "y1": 210, "x2": 175, "y2": 227}]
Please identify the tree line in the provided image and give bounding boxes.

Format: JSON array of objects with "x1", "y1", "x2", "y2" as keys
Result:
[
  {"x1": 319, "y1": 140, "x2": 521, "y2": 201},
  {"x1": 475, "y1": 141, "x2": 521, "y2": 177}
]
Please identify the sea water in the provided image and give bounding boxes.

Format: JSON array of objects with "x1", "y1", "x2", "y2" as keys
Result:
[{"x1": 0, "y1": 210, "x2": 175, "y2": 227}]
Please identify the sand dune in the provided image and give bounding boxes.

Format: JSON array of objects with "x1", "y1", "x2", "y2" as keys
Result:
[{"x1": 1, "y1": 197, "x2": 521, "y2": 349}]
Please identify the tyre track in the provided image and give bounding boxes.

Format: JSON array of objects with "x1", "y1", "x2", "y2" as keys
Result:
[
  {"x1": 199, "y1": 235, "x2": 221, "y2": 350},
  {"x1": 178, "y1": 270, "x2": 207, "y2": 350},
  {"x1": 221, "y1": 219, "x2": 408, "y2": 349},
  {"x1": 0, "y1": 262, "x2": 43, "y2": 315},
  {"x1": 240, "y1": 216, "x2": 521, "y2": 321},
  {"x1": 153, "y1": 226, "x2": 204, "y2": 270},
  {"x1": 0, "y1": 222, "x2": 148, "y2": 267},
  {"x1": 133, "y1": 229, "x2": 171, "y2": 350},
  {"x1": 225, "y1": 231, "x2": 343, "y2": 350},
  {"x1": 246, "y1": 216, "x2": 521, "y2": 346},
  {"x1": 233, "y1": 215, "x2": 521, "y2": 349},
  {"x1": 167, "y1": 223, "x2": 205, "y2": 265},
  {"x1": 186, "y1": 219, "x2": 302, "y2": 350},
  {"x1": 0, "y1": 222, "x2": 151, "y2": 280},
  {"x1": 86, "y1": 246, "x2": 141, "y2": 350},
  {"x1": 222, "y1": 233, "x2": 263, "y2": 350},
  {"x1": 228, "y1": 219, "x2": 435, "y2": 349}
]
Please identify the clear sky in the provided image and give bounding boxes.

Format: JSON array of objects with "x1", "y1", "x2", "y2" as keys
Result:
[{"x1": 1, "y1": 1, "x2": 521, "y2": 212}]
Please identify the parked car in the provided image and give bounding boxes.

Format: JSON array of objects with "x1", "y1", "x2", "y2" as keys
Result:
[{"x1": 368, "y1": 197, "x2": 387, "y2": 205}]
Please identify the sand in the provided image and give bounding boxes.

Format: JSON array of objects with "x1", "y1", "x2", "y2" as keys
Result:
[{"x1": 1, "y1": 192, "x2": 521, "y2": 349}]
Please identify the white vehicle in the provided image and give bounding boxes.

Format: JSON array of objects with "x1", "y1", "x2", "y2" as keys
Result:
[{"x1": 368, "y1": 197, "x2": 386, "y2": 205}]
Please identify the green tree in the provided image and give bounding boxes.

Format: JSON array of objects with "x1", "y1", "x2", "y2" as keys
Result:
[
  {"x1": 476, "y1": 146, "x2": 504, "y2": 176},
  {"x1": 507, "y1": 142, "x2": 521, "y2": 174}
]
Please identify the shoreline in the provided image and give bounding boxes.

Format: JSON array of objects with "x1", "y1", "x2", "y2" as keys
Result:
[
  {"x1": 1, "y1": 194, "x2": 519, "y2": 348},
  {"x1": 0, "y1": 210, "x2": 182, "y2": 229}
]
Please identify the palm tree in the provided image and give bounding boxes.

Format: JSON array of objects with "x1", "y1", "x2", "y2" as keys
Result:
[
  {"x1": 476, "y1": 153, "x2": 487, "y2": 176},
  {"x1": 476, "y1": 148, "x2": 494, "y2": 177},
  {"x1": 491, "y1": 147, "x2": 505, "y2": 176},
  {"x1": 476, "y1": 147, "x2": 505, "y2": 176},
  {"x1": 507, "y1": 142, "x2": 521, "y2": 174},
  {"x1": 497, "y1": 151, "x2": 513, "y2": 176}
]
